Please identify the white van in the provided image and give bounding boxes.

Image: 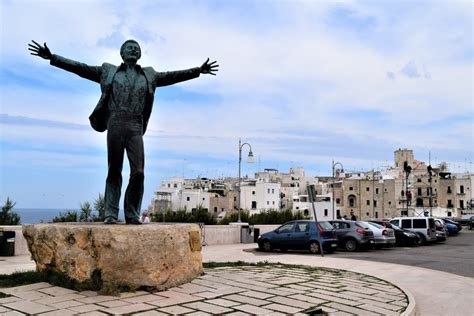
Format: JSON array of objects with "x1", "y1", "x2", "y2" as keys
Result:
[{"x1": 389, "y1": 217, "x2": 437, "y2": 244}]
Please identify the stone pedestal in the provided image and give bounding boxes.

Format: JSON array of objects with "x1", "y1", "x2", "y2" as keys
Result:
[{"x1": 22, "y1": 223, "x2": 203, "y2": 293}]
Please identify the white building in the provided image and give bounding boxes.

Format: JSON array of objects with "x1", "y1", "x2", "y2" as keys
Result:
[
  {"x1": 240, "y1": 179, "x2": 281, "y2": 215},
  {"x1": 292, "y1": 194, "x2": 333, "y2": 220}
]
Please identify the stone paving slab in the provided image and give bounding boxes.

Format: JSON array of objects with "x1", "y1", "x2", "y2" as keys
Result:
[{"x1": 0, "y1": 264, "x2": 410, "y2": 315}]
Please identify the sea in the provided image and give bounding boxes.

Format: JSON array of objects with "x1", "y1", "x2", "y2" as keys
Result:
[
  {"x1": 13, "y1": 208, "x2": 125, "y2": 224},
  {"x1": 13, "y1": 208, "x2": 72, "y2": 224}
]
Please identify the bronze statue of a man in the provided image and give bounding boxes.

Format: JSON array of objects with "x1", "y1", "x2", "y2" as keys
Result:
[{"x1": 29, "y1": 40, "x2": 218, "y2": 225}]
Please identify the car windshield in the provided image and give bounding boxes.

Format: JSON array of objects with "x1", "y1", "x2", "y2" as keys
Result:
[
  {"x1": 318, "y1": 221, "x2": 334, "y2": 230},
  {"x1": 356, "y1": 221, "x2": 370, "y2": 229},
  {"x1": 367, "y1": 222, "x2": 383, "y2": 229}
]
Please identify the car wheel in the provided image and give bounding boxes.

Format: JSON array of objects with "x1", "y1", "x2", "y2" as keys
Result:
[
  {"x1": 308, "y1": 241, "x2": 320, "y2": 254},
  {"x1": 261, "y1": 240, "x2": 272, "y2": 252},
  {"x1": 344, "y1": 239, "x2": 358, "y2": 252},
  {"x1": 417, "y1": 233, "x2": 427, "y2": 245}
]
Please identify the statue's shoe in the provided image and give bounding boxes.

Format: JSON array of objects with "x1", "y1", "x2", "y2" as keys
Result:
[
  {"x1": 126, "y1": 219, "x2": 142, "y2": 225},
  {"x1": 104, "y1": 217, "x2": 117, "y2": 224}
]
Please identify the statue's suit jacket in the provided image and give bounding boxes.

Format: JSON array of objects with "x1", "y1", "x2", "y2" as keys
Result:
[{"x1": 50, "y1": 54, "x2": 201, "y2": 135}]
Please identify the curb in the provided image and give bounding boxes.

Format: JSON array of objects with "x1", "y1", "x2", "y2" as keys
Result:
[{"x1": 399, "y1": 283, "x2": 418, "y2": 316}]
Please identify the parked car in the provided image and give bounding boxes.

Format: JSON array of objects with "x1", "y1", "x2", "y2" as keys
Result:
[
  {"x1": 257, "y1": 220, "x2": 338, "y2": 254},
  {"x1": 434, "y1": 219, "x2": 448, "y2": 241},
  {"x1": 389, "y1": 217, "x2": 437, "y2": 244},
  {"x1": 363, "y1": 221, "x2": 396, "y2": 248},
  {"x1": 328, "y1": 220, "x2": 375, "y2": 252},
  {"x1": 441, "y1": 218, "x2": 463, "y2": 232},
  {"x1": 368, "y1": 220, "x2": 421, "y2": 247}
]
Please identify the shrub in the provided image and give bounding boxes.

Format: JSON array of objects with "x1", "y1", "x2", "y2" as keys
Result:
[{"x1": 0, "y1": 197, "x2": 20, "y2": 225}]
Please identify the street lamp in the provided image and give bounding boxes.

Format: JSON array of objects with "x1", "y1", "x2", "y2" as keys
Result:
[
  {"x1": 238, "y1": 138, "x2": 254, "y2": 222},
  {"x1": 332, "y1": 160, "x2": 344, "y2": 220}
]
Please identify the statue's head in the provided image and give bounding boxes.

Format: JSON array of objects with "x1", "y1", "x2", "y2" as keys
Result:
[{"x1": 120, "y1": 39, "x2": 141, "y2": 62}]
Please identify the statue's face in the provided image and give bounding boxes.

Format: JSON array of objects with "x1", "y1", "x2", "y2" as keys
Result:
[{"x1": 121, "y1": 41, "x2": 141, "y2": 62}]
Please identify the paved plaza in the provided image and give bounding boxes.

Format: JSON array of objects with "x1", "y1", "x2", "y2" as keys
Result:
[
  {"x1": 2, "y1": 243, "x2": 474, "y2": 315},
  {"x1": 0, "y1": 264, "x2": 409, "y2": 315}
]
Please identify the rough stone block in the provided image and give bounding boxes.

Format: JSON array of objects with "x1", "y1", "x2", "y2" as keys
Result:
[{"x1": 23, "y1": 223, "x2": 203, "y2": 293}]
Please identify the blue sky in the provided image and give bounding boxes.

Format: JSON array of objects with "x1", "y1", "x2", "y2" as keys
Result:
[{"x1": 1, "y1": 0, "x2": 472, "y2": 209}]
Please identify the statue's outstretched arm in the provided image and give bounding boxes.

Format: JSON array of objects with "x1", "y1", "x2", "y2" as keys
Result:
[{"x1": 28, "y1": 40, "x2": 102, "y2": 83}]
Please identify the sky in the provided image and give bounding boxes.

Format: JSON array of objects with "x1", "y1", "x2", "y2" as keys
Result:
[{"x1": 0, "y1": 0, "x2": 473, "y2": 209}]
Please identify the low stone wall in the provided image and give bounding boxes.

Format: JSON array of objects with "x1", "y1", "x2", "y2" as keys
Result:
[
  {"x1": 202, "y1": 225, "x2": 241, "y2": 245},
  {"x1": 0, "y1": 226, "x2": 29, "y2": 256}
]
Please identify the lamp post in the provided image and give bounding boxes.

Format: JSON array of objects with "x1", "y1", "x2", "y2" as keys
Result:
[
  {"x1": 238, "y1": 138, "x2": 254, "y2": 222},
  {"x1": 332, "y1": 160, "x2": 344, "y2": 220}
]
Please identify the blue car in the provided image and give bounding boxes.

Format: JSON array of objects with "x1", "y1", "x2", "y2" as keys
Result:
[{"x1": 257, "y1": 220, "x2": 338, "y2": 254}]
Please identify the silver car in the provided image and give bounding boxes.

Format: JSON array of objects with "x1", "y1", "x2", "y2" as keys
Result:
[{"x1": 364, "y1": 221, "x2": 396, "y2": 248}]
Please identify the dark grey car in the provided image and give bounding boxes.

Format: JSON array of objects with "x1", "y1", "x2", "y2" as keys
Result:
[{"x1": 328, "y1": 220, "x2": 375, "y2": 251}]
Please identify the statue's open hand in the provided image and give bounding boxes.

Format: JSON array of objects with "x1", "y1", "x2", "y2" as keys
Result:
[
  {"x1": 200, "y1": 58, "x2": 219, "y2": 76},
  {"x1": 28, "y1": 40, "x2": 52, "y2": 60}
]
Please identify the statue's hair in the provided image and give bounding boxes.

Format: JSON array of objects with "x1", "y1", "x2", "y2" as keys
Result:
[{"x1": 120, "y1": 39, "x2": 141, "y2": 59}]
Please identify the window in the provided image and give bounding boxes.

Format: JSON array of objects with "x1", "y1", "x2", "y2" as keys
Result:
[
  {"x1": 417, "y1": 179, "x2": 422, "y2": 183},
  {"x1": 251, "y1": 201, "x2": 257, "y2": 209},
  {"x1": 401, "y1": 190, "x2": 405, "y2": 197},
  {"x1": 278, "y1": 223, "x2": 294, "y2": 233},
  {"x1": 252, "y1": 191, "x2": 256, "y2": 195},
  {"x1": 303, "y1": 209, "x2": 309, "y2": 216},
  {"x1": 418, "y1": 188, "x2": 422, "y2": 195},
  {"x1": 349, "y1": 187, "x2": 354, "y2": 191},
  {"x1": 272, "y1": 201, "x2": 275, "y2": 205},
  {"x1": 388, "y1": 201, "x2": 392, "y2": 205},
  {"x1": 366, "y1": 200, "x2": 370, "y2": 206},
  {"x1": 214, "y1": 207, "x2": 217, "y2": 213},
  {"x1": 324, "y1": 209, "x2": 328, "y2": 216},
  {"x1": 401, "y1": 219, "x2": 411, "y2": 229},
  {"x1": 366, "y1": 187, "x2": 370, "y2": 191},
  {"x1": 272, "y1": 189, "x2": 275, "y2": 194},
  {"x1": 221, "y1": 208, "x2": 224, "y2": 212},
  {"x1": 234, "y1": 197, "x2": 237, "y2": 202},
  {"x1": 447, "y1": 211, "x2": 452, "y2": 217},
  {"x1": 375, "y1": 188, "x2": 379, "y2": 194},
  {"x1": 413, "y1": 219, "x2": 427, "y2": 229},
  {"x1": 401, "y1": 210, "x2": 408, "y2": 216},
  {"x1": 447, "y1": 200, "x2": 453, "y2": 208},
  {"x1": 267, "y1": 201, "x2": 269, "y2": 205},
  {"x1": 460, "y1": 200, "x2": 464, "y2": 209},
  {"x1": 349, "y1": 197, "x2": 355, "y2": 207},
  {"x1": 374, "y1": 200, "x2": 377, "y2": 208},
  {"x1": 384, "y1": 188, "x2": 388, "y2": 192},
  {"x1": 336, "y1": 198, "x2": 340, "y2": 204},
  {"x1": 296, "y1": 222, "x2": 309, "y2": 232},
  {"x1": 186, "y1": 197, "x2": 190, "y2": 201},
  {"x1": 202, "y1": 198, "x2": 205, "y2": 201},
  {"x1": 460, "y1": 185, "x2": 465, "y2": 194},
  {"x1": 267, "y1": 188, "x2": 270, "y2": 194},
  {"x1": 416, "y1": 198, "x2": 423, "y2": 207},
  {"x1": 168, "y1": 184, "x2": 171, "y2": 188},
  {"x1": 375, "y1": 211, "x2": 378, "y2": 218},
  {"x1": 447, "y1": 186, "x2": 452, "y2": 194},
  {"x1": 174, "y1": 183, "x2": 178, "y2": 188}
]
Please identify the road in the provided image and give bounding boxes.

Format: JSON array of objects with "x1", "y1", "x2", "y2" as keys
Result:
[{"x1": 329, "y1": 229, "x2": 474, "y2": 278}]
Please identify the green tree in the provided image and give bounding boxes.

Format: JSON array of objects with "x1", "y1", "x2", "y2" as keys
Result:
[
  {"x1": 79, "y1": 201, "x2": 92, "y2": 222},
  {"x1": 92, "y1": 193, "x2": 105, "y2": 222},
  {"x1": 52, "y1": 210, "x2": 78, "y2": 223},
  {"x1": 0, "y1": 197, "x2": 20, "y2": 225}
]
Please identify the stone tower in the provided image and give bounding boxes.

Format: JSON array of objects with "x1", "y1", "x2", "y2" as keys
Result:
[{"x1": 394, "y1": 148, "x2": 414, "y2": 168}]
